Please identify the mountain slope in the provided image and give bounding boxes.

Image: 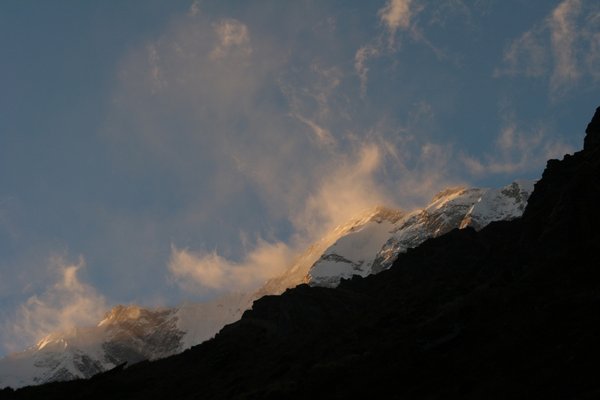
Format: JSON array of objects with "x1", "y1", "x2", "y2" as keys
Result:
[
  {"x1": 0, "y1": 294, "x2": 252, "y2": 389},
  {"x1": 0, "y1": 181, "x2": 533, "y2": 389},
  {"x1": 308, "y1": 181, "x2": 533, "y2": 286},
  {"x1": 0, "y1": 306, "x2": 182, "y2": 389},
  {"x1": 3, "y1": 106, "x2": 597, "y2": 400}
]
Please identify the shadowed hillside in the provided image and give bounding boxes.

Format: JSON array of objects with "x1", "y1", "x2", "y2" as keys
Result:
[{"x1": 3, "y1": 107, "x2": 599, "y2": 399}]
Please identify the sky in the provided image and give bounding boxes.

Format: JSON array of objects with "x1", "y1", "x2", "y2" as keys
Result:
[{"x1": 0, "y1": 0, "x2": 598, "y2": 354}]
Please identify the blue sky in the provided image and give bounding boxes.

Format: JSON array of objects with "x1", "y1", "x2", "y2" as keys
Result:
[{"x1": 0, "y1": 0, "x2": 598, "y2": 353}]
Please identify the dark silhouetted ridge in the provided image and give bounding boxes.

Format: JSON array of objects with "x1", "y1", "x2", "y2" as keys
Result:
[{"x1": 3, "y1": 107, "x2": 600, "y2": 399}]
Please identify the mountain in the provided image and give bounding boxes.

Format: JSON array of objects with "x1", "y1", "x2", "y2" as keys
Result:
[
  {"x1": 260, "y1": 180, "x2": 533, "y2": 292},
  {"x1": 0, "y1": 306, "x2": 180, "y2": 389},
  {"x1": 2, "y1": 106, "x2": 597, "y2": 399},
  {"x1": 0, "y1": 182, "x2": 533, "y2": 389},
  {"x1": 0, "y1": 294, "x2": 252, "y2": 389},
  {"x1": 307, "y1": 181, "x2": 533, "y2": 287}
]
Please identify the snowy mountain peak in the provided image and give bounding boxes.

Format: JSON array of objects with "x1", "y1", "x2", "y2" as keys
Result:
[
  {"x1": 255, "y1": 181, "x2": 534, "y2": 293},
  {"x1": 98, "y1": 305, "x2": 144, "y2": 327},
  {"x1": 35, "y1": 334, "x2": 68, "y2": 352},
  {"x1": 367, "y1": 206, "x2": 405, "y2": 224},
  {"x1": 306, "y1": 181, "x2": 534, "y2": 286},
  {"x1": 0, "y1": 296, "x2": 256, "y2": 389},
  {"x1": 255, "y1": 206, "x2": 405, "y2": 298},
  {"x1": 430, "y1": 186, "x2": 469, "y2": 204},
  {"x1": 458, "y1": 180, "x2": 533, "y2": 230}
]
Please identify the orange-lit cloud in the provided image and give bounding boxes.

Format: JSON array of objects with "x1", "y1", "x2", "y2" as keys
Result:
[
  {"x1": 210, "y1": 19, "x2": 252, "y2": 60},
  {"x1": 2, "y1": 256, "x2": 107, "y2": 352},
  {"x1": 494, "y1": 0, "x2": 599, "y2": 97},
  {"x1": 549, "y1": 0, "x2": 582, "y2": 93},
  {"x1": 379, "y1": 0, "x2": 413, "y2": 39},
  {"x1": 168, "y1": 240, "x2": 293, "y2": 293}
]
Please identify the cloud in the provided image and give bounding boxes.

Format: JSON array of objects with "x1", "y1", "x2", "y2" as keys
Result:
[
  {"x1": 166, "y1": 138, "x2": 452, "y2": 294},
  {"x1": 168, "y1": 240, "x2": 293, "y2": 293},
  {"x1": 188, "y1": 1, "x2": 200, "y2": 17},
  {"x1": 354, "y1": 45, "x2": 380, "y2": 97},
  {"x1": 210, "y1": 19, "x2": 252, "y2": 60},
  {"x1": 586, "y1": 31, "x2": 600, "y2": 82},
  {"x1": 107, "y1": 5, "x2": 460, "y2": 299},
  {"x1": 549, "y1": 0, "x2": 582, "y2": 92},
  {"x1": 292, "y1": 143, "x2": 389, "y2": 238},
  {"x1": 379, "y1": 0, "x2": 413, "y2": 38},
  {"x1": 460, "y1": 115, "x2": 574, "y2": 176},
  {"x1": 352, "y1": 0, "x2": 403, "y2": 97},
  {"x1": 293, "y1": 114, "x2": 337, "y2": 148},
  {"x1": 494, "y1": 0, "x2": 600, "y2": 97},
  {"x1": 357, "y1": 0, "x2": 449, "y2": 94},
  {"x1": 147, "y1": 43, "x2": 167, "y2": 91},
  {"x1": 2, "y1": 256, "x2": 107, "y2": 353},
  {"x1": 494, "y1": 30, "x2": 548, "y2": 78},
  {"x1": 167, "y1": 143, "x2": 389, "y2": 293},
  {"x1": 5, "y1": 1, "x2": 597, "y2": 353}
]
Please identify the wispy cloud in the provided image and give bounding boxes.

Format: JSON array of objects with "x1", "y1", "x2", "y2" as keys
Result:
[
  {"x1": 293, "y1": 114, "x2": 337, "y2": 148},
  {"x1": 3, "y1": 1, "x2": 598, "y2": 355},
  {"x1": 352, "y1": 0, "x2": 415, "y2": 95},
  {"x1": 379, "y1": 0, "x2": 413, "y2": 42},
  {"x1": 169, "y1": 241, "x2": 293, "y2": 293},
  {"x1": 460, "y1": 113, "x2": 574, "y2": 176},
  {"x1": 494, "y1": 0, "x2": 599, "y2": 97},
  {"x1": 167, "y1": 136, "x2": 454, "y2": 293},
  {"x1": 2, "y1": 256, "x2": 107, "y2": 353},
  {"x1": 106, "y1": 5, "x2": 467, "y2": 299},
  {"x1": 283, "y1": 63, "x2": 343, "y2": 147},
  {"x1": 147, "y1": 43, "x2": 167, "y2": 91},
  {"x1": 549, "y1": 0, "x2": 582, "y2": 93},
  {"x1": 188, "y1": 1, "x2": 200, "y2": 17},
  {"x1": 292, "y1": 143, "x2": 389, "y2": 238},
  {"x1": 494, "y1": 30, "x2": 548, "y2": 78},
  {"x1": 354, "y1": 45, "x2": 380, "y2": 97},
  {"x1": 356, "y1": 0, "x2": 452, "y2": 95},
  {"x1": 586, "y1": 30, "x2": 600, "y2": 82},
  {"x1": 210, "y1": 19, "x2": 252, "y2": 60}
]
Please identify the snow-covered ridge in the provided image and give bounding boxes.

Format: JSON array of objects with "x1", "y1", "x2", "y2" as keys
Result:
[
  {"x1": 255, "y1": 206, "x2": 405, "y2": 297},
  {"x1": 0, "y1": 297, "x2": 250, "y2": 389},
  {"x1": 307, "y1": 180, "x2": 534, "y2": 286},
  {"x1": 0, "y1": 181, "x2": 533, "y2": 389}
]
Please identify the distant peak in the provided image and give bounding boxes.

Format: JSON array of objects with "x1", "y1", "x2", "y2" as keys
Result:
[
  {"x1": 431, "y1": 186, "x2": 468, "y2": 202},
  {"x1": 36, "y1": 334, "x2": 63, "y2": 350},
  {"x1": 98, "y1": 304, "x2": 143, "y2": 326},
  {"x1": 335, "y1": 206, "x2": 404, "y2": 232},
  {"x1": 369, "y1": 206, "x2": 404, "y2": 224}
]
